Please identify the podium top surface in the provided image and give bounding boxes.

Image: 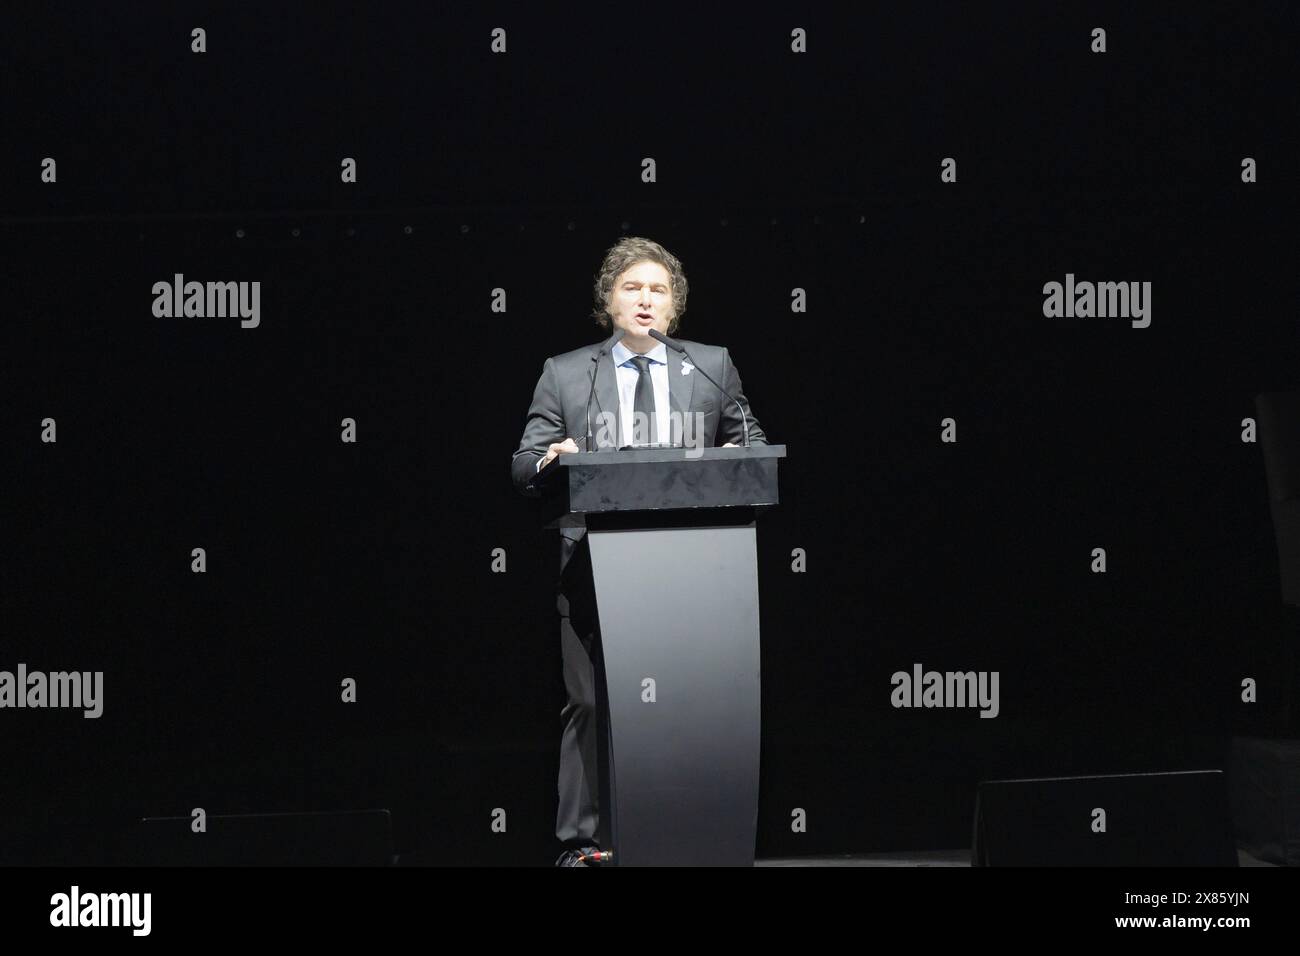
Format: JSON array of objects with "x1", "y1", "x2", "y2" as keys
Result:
[
  {"x1": 548, "y1": 444, "x2": 786, "y2": 469},
  {"x1": 534, "y1": 444, "x2": 787, "y2": 528}
]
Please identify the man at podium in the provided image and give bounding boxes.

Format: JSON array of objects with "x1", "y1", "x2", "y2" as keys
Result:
[{"x1": 510, "y1": 237, "x2": 768, "y2": 866}]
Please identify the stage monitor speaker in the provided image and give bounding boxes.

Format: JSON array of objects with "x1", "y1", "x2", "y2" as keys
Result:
[
  {"x1": 135, "y1": 809, "x2": 395, "y2": 866},
  {"x1": 973, "y1": 770, "x2": 1236, "y2": 866}
]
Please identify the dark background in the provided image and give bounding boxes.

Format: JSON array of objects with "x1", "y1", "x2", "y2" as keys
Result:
[{"x1": 2, "y1": 2, "x2": 1296, "y2": 864}]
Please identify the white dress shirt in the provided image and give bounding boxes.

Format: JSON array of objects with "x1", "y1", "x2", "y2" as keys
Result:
[{"x1": 611, "y1": 339, "x2": 670, "y2": 446}]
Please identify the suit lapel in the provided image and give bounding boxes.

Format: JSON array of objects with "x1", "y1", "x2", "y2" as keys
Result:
[
  {"x1": 591, "y1": 342, "x2": 621, "y2": 449},
  {"x1": 667, "y1": 345, "x2": 696, "y2": 447},
  {"x1": 667, "y1": 345, "x2": 694, "y2": 415}
]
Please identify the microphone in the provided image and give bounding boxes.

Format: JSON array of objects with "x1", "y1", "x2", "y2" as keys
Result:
[
  {"x1": 648, "y1": 329, "x2": 750, "y2": 447},
  {"x1": 585, "y1": 329, "x2": 625, "y2": 452}
]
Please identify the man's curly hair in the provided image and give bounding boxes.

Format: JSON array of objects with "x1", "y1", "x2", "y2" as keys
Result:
[{"x1": 591, "y1": 236, "x2": 688, "y2": 335}]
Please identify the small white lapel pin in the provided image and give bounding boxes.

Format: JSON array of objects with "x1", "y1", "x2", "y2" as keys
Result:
[{"x1": 681, "y1": 361, "x2": 694, "y2": 375}]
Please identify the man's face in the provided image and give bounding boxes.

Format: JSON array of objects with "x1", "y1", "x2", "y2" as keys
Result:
[{"x1": 608, "y1": 260, "x2": 673, "y2": 350}]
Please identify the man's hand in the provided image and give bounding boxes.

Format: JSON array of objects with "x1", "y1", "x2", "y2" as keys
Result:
[{"x1": 539, "y1": 437, "x2": 580, "y2": 470}]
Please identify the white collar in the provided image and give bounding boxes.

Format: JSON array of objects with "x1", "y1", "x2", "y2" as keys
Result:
[{"x1": 611, "y1": 339, "x2": 668, "y2": 366}]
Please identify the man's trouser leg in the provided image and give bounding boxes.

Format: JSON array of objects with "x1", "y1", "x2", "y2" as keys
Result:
[{"x1": 555, "y1": 536, "x2": 609, "y2": 849}]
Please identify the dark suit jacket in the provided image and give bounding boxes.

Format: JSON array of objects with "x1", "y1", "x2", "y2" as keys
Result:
[{"x1": 511, "y1": 336, "x2": 769, "y2": 572}]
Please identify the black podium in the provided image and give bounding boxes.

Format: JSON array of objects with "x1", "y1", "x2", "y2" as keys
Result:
[{"x1": 536, "y1": 445, "x2": 786, "y2": 865}]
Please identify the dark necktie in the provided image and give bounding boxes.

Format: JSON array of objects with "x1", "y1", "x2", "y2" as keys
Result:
[{"x1": 631, "y1": 355, "x2": 655, "y2": 445}]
